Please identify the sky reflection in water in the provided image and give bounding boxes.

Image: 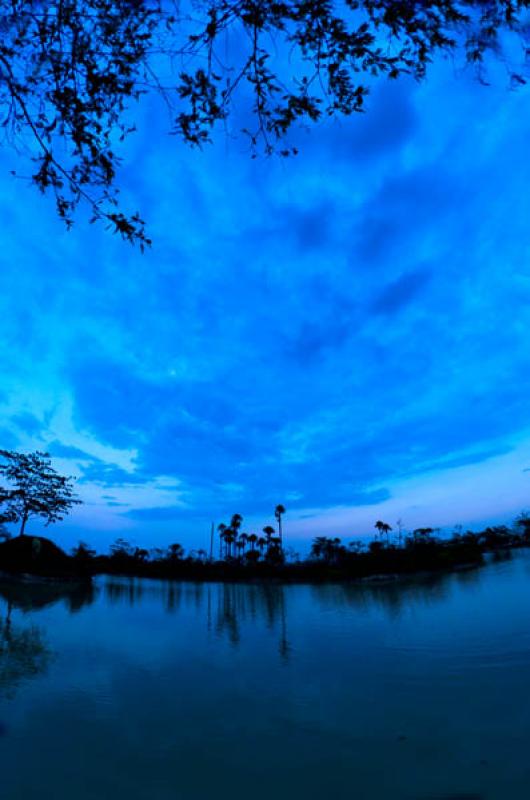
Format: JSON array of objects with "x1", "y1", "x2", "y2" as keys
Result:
[{"x1": 1, "y1": 552, "x2": 530, "y2": 799}]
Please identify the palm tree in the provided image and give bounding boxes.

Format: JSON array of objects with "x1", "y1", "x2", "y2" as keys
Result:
[
  {"x1": 374, "y1": 520, "x2": 392, "y2": 544},
  {"x1": 223, "y1": 529, "x2": 236, "y2": 559},
  {"x1": 168, "y1": 543, "x2": 184, "y2": 561},
  {"x1": 311, "y1": 536, "x2": 342, "y2": 564},
  {"x1": 239, "y1": 533, "x2": 248, "y2": 556},
  {"x1": 229, "y1": 514, "x2": 242, "y2": 557},
  {"x1": 274, "y1": 504, "x2": 286, "y2": 551},
  {"x1": 247, "y1": 533, "x2": 258, "y2": 552},
  {"x1": 263, "y1": 525, "x2": 275, "y2": 543},
  {"x1": 217, "y1": 523, "x2": 227, "y2": 559},
  {"x1": 230, "y1": 513, "x2": 243, "y2": 533},
  {"x1": 311, "y1": 536, "x2": 328, "y2": 561},
  {"x1": 263, "y1": 525, "x2": 275, "y2": 558},
  {"x1": 257, "y1": 536, "x2": 267, "y2": 556}
]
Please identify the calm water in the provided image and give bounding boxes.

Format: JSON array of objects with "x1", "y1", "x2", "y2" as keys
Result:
[{"x1": 1, "y1": 552, "x2": 530, "y2": 799}]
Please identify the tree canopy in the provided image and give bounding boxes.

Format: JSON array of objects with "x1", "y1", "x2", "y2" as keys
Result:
[
  {"x1": 1, "y1": 1, "x2": 528, "y2": 245},
  {"x1": 0, "y1": 450, "x2": 81, "y2": 535}
]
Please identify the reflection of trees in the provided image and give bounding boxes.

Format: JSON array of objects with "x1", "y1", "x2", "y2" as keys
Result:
[
  {"x1": 103, "y1": 577, "x2": 205, "y2": 613},
  {"x1": 310, "y1": 567, "x2": 483, "y2": 617},
  {"x1": 102, "y1": 578, "x2": 292, "y2": 658},
  {"x1": 0, "y1": 579, "x2": 95, "y2": 614},
  {"x1": 0, "y1": 578, "x2": 95, "y2": 698},
  {"x1": 0, "y1": 606, "x2": 51, "y2": 699},
  {"x1": 214, "y1": 583, "x2": 290, "y2": 660},
  {"x1": 104, "y1": 578, "x2": 145, "y2": 607}
]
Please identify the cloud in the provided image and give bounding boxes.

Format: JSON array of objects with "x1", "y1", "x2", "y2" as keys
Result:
[
  {"x1": 372, "y1": 269, "x2": 432, "y2": 315},
  {"x1": 2, "y1": 54, "x2": 530, "y2": 549},
  {"x1": 46, "y1": 441, "x2": 99, "y2": 461},
  {"x1": 124, "y1": 505, "x2": 190, "y2": 522}
]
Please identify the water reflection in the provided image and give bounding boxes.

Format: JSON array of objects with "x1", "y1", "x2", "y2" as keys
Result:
[
  {"x1": 0, "y1": 579, "x2": 96, "y2": 614},
  {"x1": 86, "y1": 567, "x2": 492, "y2": 660},
  {"x1": 211, "y1": 583, "x2": 290, "y2": 659},
  {"x1": 2, "y1": 555, "x2": 530, "y2": 800},
  {"x1": 311, "y1": 564, "x2": 484, "y2": 617},
  {"x1": 99, "y1": 566, "x2": 484, "y2": 629},
  {"x1": 0, "y1": 579, "x2": 95, "y2": 699},
  {"x1": 0, "y1": 562, "x2": 505, "y2": 704},
  {"x1": 0, "y1": 604, "x2": 51, "y2": 699},
  {"x1": 103, "y1": 577, "x2": 205, "y2": 612},
  {"x1": 101, "y1": 578, "x2": 292, "y2": 658}
]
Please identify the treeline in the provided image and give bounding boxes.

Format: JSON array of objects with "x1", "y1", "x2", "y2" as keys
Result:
[
  {"x1": 62, "y1": 514, "x2": 530, "y2": 583},
  {"x1": 2, "y1": 508, "x2": 530, "y2": 583}
]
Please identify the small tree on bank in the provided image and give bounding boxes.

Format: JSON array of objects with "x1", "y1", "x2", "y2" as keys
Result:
[{"x1": 0, "y1": 450, "x2": 82, "y2": 536}]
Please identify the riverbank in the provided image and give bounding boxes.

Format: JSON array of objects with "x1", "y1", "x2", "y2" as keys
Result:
[{"x1": 1, "y1": 526, "x2": 528, "y2": 586}]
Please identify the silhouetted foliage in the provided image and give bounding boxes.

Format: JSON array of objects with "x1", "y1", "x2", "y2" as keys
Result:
[
  {"x1": 0, "y1": 535, "x2": 90, "y2": 579},
  {"x1": 21, "y1": 513, "x2": 530, "y2": 585},
  {"x1": 374, "y1": 519, "x2": 392, "y2": 542},
  {"x1": 72, "y1": 540, "x2": 96, "y2": 561},
  {"x1": 1, "y1": 1, "x2": 529, "y2": 243},
  {"x1": 0, "y1": 450, "x2": 81, "y2": 536},
  {"x1": 1, "y1": 488, "x2": 530, "y2": 586}
]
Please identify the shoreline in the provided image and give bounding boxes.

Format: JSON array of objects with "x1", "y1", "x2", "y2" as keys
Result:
[{"x1": 1, "y1": 531, "x2": 528, "y2": 589}]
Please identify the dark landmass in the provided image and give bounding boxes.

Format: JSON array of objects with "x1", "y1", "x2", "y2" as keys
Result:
[
  {"x1": 0, "y1": 535, "x2": 90, "y2": 581},
  {"x1": 1, "y1": 522, "x2": 530, "y2": 586}
]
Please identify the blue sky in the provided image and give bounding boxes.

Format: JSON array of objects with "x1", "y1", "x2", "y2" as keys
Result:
[{"x1": 1, "y1": 52, "x2": 530, "y2": 554}]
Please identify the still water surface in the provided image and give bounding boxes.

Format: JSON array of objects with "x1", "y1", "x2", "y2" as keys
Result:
[{"x1": 1, "y1": 551, "x2": 530, "y2": 799}]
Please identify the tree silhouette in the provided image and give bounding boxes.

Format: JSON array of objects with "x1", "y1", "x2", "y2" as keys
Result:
[
  {"x1": 230, "y1": 513, "x2": 243, "y2": 533},
  {"x1": 1, "y1": 1, "x2": 526, "y2": 244},
  {"x1": 275, "y1": 504, "x2": 286, "y2": 552},
  {"x1": 71, "y1": 541, "x2": 96, "y2": 563},
  {"x1": 374, "y1": 520, "x2": 392, "y2": 544},
  {"x1": 223, "y1": 529, "x2": 236, "y2": 559},
  {"x1": 262, "y1": 525, "x2": 275, "y2": 558},
  {"x1": 217, "y1": 523, "x2": 227, "y2": 559},
  {"x1": 0, "y1": 450, "x2": 81, "y2": 536},
  {"x1": 310, "y1": 536, "x2": 343, "y2": 564},
  {"x1": 413, "y1": 527, "x2": 435, "y2": 543},
  {"x1": 238, "y1": 533, "x2": 249, "y2": 559},
  {"x1": 168, "y1": 542, "x2": 185, "y2": 561}
]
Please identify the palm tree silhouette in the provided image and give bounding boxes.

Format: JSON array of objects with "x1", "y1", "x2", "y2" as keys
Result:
[
  {"x1": 263, "y1": 525, "x2": 275, "y2": 557},
  {"x1": 310, "y1": 536, "x2": 342, "y2": 563},
  {"x1": 374, "y1": 520, "x2": 392, "y2": 544},
  {"x1": 168, "y1": 543, "x2": 184, "y2": 560},
  {"x1": 229, "y1": 514, "x2": 242, "y2": 559},
  {"x1": 274, "y1": 504, "x2": 286, "y2": 551},
  {"x1": 239, "y1": 533, "x2": 248, "y2": 559},
  {"x1": 230, "y1": 514, "x2": 243, "y2": 533},
  {"x1": 223, "y1": 528, "x2": 236, "y2": 559},
  {"x1": 217, "y1": 523, "x2": 227, "y2": 559}
]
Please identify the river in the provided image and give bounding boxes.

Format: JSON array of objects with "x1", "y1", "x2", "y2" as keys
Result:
[{"x1": 1, "y1": 550, "x2": 530, "y2": 799}]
